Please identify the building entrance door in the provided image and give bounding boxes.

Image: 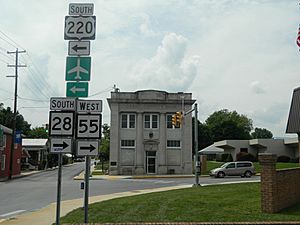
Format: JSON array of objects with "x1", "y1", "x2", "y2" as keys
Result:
[{"x1": 146, "y1": 151, "x2": 156, "y2": 174}]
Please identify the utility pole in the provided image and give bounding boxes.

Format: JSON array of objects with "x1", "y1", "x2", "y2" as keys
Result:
[{"x1": 7, "y1": 48, "x2": 26, "y2": 180}]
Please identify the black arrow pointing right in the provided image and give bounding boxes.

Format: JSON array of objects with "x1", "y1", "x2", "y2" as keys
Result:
[
  {"x1": 80, "y1": 144, "x2": 96, "y2": 152},
  {"x1": 53, "y1": 141, "x2": 69, "y2": 150},
  {"x1": 72, "y1": 45, "x2": 87, "y2": 52}
]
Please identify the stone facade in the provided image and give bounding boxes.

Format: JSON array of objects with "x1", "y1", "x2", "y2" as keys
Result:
[{"x1": 107, "y1": 90, "x2": 195, "y2": 175}]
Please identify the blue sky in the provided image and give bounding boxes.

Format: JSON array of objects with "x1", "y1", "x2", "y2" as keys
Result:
[{"x1": 0, "y1": 0, "x2": 299, "y2": 137}]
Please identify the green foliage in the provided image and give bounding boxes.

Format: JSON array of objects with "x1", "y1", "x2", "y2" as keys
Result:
[
  {"x1": 0, "y1": 104, "x2": 31, "y2": 135},
  {"x1": 236, "y1": 152, "x2": 257, "y2": 162},
  {"x1": 205, "y1": 109, "x2": 253, "y2": 142},
  {"x1": 251, "y1": 127, "x2": 273, "y2": 139},
  {"x1": 216, "y1": 153, "x2": 233, "y2": 162},
  {"x1": 27, "y1": 126, "x2": 48, "y2": 138},
  {"x1": 99, "y1": 124, "x2": 110, "y2": 161},
  {"x1": 277, "y1": 155, "x2": 291, "y2": 163}
]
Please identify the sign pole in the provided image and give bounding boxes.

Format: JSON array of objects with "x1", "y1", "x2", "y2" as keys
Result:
[
  {"x1": 56, "y1": 153, "x2": 63, "y2": 225},
  {"x1": 84, "y1": 156, "x2": 90, "y2": 223}
]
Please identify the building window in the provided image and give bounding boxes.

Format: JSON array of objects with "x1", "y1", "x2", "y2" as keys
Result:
[
  {"x1": 166, "y1": 114, "x2": 180, "y2": 128},
  {"x1": 1, "y1": 154, "x2": 5, "y2": 171},
  {"x1": 167, "y1": 140, "x2": 181, "y2": 149},
  {"x1": 121, "y1": 114, "x2": 135, "y2": 128},
  {"x1": 144, "y1": 114, "x2": 159, "y2": 129},
  {"x1": 121, "y1": 140, "x2": 135, "y2": 149}
]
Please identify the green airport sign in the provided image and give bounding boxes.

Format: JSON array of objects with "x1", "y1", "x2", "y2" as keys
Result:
[{"x1": 65, "y1": 56, "x2": 91, "y2": 81}]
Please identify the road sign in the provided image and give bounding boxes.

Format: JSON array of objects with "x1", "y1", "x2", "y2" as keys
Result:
[
  {"x1": 66, "y1": 56, "x2": 91, "y2": 81},
  {"x1": 77, "y1": 140, "x2": 99, "y2": 156},
  {"x1": 76, "y1": 114, "x2": 101, "y2": 139},
  {"x1": 69, "y1": 3, "x2": 94, "y2": 16},
  {"x1": 66, "y1": 82, "x2": 89, "y2": 97},
  {"x1": 64, "y1": 16, "x2": 96, "y2": 40},
  {"x1": 50, "y1": 138, "x2": 72, "y2": 153},
  {"x1": 49, "y1": 111, "x2": 74, "y2": 136},
  {"x1": 77, "y1": 99, "x2": 102, "y2": 114},
  {"x1": 68, "y1": 41, "x2": 90, "y2": 56},
  {"x1": 50, "y1": 97, "x2": 76, "y2": 111}
]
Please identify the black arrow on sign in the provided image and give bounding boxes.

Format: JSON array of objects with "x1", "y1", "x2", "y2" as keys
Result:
[
  {"x1": 72, "y1": 45, "x2": 87, "y2": 52},
  {"x1": 53, "y1": 141, "x2": 69, "y2": 150},
  {"x1": 80, "y1": 144, "x2": 96, "y2": 152}
]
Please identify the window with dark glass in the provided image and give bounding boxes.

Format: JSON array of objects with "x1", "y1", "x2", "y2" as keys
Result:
[
  {"x1": 144, "y1": 114, "x2": 159, "y2": 129},
  {"x1": 121, "y1": 114, "x2": 135, "y2": 128}
]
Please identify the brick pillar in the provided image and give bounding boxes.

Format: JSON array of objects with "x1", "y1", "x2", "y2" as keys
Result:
[
  {"x1": 200, "y1": 155, "x2": 207, "y2": 175},
  {"x1": 259, "y1": 153, "x2": 278, "y2": 213},
  {"x1": 298, "y1": 134, "x2": 300, "y2": 164}
]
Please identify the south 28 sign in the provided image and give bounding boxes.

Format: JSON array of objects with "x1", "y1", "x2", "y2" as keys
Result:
[
  {"x1": 76, "y1": 114, "x2": 101, "y2": 139},
  {"x1": 49, "y1": 111, "x2": 74, "y2": 136}
]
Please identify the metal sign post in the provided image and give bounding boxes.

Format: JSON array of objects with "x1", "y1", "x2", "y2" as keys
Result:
[
  {"x1": 84, "y1": 156, "x2": 90, "y2": 223},
  {"x1": 56, "y1": 153, "x2": 63, "y2": 225}
]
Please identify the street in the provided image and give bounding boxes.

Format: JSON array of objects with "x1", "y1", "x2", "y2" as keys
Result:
[{"x1": 0, "y1": 163, "x2": 260, "y2": 219}]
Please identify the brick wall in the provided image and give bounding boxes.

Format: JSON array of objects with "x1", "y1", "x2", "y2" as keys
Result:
[{"x1": 259, "y1": 153, "x2": 300, "y2": 213}]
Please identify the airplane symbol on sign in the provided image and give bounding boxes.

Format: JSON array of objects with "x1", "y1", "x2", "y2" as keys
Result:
[{"x1": 67, "y1": 58, "x2": 88, "y2": 80}]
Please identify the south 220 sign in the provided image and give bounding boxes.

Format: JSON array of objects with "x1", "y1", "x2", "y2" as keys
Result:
[
  {"x1": 64, "y1": 16, "x2": 96, "y2": 40},
  {"x1": 76, "y1": 114, "x2": 101, "y2": 139}
]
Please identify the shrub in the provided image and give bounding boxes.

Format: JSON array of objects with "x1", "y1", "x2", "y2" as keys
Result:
[
  {"x1": 277, "y1": 155, "x2": 291, "y2": 163},
  {"x1": 236, "y1": 152, "x2": 256, "y2": 162},
  {"x1": 216, "y1": 153, "x2": 233, "y2": 162},
  {"x1": 290, "y1": 157, "x2": 299, "y2": 163}
]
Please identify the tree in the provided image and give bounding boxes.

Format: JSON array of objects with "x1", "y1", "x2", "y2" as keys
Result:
[
  {"x1": 100, "y1": 123, "x2": 110, "y2": 161},
  {"x1": 0, "y1": 104, "x2": 31, "y2": 135},
  {"x1": 205, "y1": 109, "x2": 253, "y2": 142},
  {"x1": 192, "y1": 118, "x2": 212, "y2": 154},
  {"x1": 251, "y1": 127, "x2": 273, "y2": 139},
  {"x1": 27, "y1": 127, "x2": 48, "y2": 138}
]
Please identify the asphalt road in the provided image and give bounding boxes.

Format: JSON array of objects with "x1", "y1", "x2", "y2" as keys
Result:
[{"x1": 0, "y1": 162, "x2": 260, "y2": 219}]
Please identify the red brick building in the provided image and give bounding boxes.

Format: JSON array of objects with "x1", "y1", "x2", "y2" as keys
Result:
[{"x1": 0, "y1": 125, "x2": 22, "y2": 180}]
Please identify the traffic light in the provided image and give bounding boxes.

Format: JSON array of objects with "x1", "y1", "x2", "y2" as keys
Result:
[
  {"x1": 171, "y1": 114, "x2": 177, "y2": 126},
  {"x1": 176, "y1": 111, "x2": 183, "y2": 127}
]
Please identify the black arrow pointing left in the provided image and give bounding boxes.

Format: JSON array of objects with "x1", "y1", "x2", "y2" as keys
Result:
[
  {"x1": 53, "y1": 141, "x2": 69, "y2": 150},
  {"x1": 72, "y1": 44, "x2": 87, "y2": 52},
  {"x1": 80, "y1": 144, "x2": 96, "y2": 152}
]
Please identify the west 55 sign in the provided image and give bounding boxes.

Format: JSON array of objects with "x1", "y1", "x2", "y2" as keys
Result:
[{"x1": 76, "y1": 114, "x2": 101, "y2": 139}]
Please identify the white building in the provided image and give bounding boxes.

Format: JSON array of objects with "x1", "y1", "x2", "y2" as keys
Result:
[{"x1": 107, "y1": 90, "x2": 195, "y2": 175}]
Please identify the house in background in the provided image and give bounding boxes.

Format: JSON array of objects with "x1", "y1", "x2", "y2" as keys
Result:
[
  {"x1": 0, "y1": 125, "x2": 22, "y2": 180},
  {"x1": 108, "y1": 90, "x2": 195, "y2": 175},
  {"x1": 201, "y1": 138, "x2": 298, "y2": 161},
  {"x1": 22, "y1": 139, "x2": 48, "y2": 170}
]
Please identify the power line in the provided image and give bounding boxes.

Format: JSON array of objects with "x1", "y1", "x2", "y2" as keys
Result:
[{"x1": 0, "y1": 29, "x2": 25, "y2": 50}]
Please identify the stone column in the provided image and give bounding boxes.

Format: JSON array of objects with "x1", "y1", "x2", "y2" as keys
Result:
[
  {"x1": 158, "y1": 113, "x2": 167, "y2": 174},
  {"x1": 259, "y1": 153, "x2": 278, "y2": 213},
  {"x1": 135, "y1": 112, "x2": 144, "y2": 174}
]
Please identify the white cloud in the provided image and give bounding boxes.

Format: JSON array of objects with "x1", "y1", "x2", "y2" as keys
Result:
[
  {"x1": 139, "y1": 14, "x2": 158, "y2": 37},
  {"x1": 129, "y1": 33, "x2": 200, "y2": 91},
  {"x1": 250, "y1": 81, "x2": 266, "y2": 94}
]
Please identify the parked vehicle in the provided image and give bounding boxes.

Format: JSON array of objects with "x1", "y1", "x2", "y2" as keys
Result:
[{"x1": 209, "y1": 161, "x2": 255, "y2": 178}]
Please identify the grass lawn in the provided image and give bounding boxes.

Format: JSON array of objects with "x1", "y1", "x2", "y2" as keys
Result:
[
  {"x1": 204, "y1": 161, "x2": 300, "y2": 174},
  {"x1": 60, "y1": 182, "x2": 300, "y2": 224}
]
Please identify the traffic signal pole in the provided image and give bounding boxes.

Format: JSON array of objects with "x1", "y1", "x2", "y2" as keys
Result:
[
  {"x1": 194, "y1": 103, "x2": 200, "y2": 186},
  {"x1": 184, "y1": 103, "x2": 200, "y2": 186}
]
